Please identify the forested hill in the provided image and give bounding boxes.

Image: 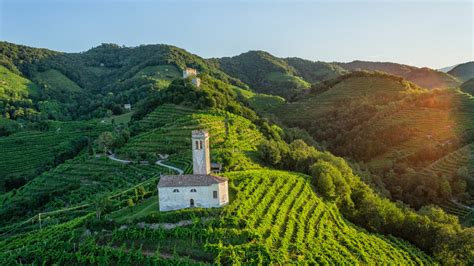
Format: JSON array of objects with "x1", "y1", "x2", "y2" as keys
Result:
[
  {"x1": 0, "y1": 42, "x2": 245, "y2": 121},
  {"x1": 339, "y1": 60, "x2": 461, "y2": 89},
  {"x1": 212, "y1": 51, "x2": 351, "y2": 99},
  {"x1": 272, "y1": 71, "x2": 474, "y2": 216},
  {"x1": 1, "y1": 42, "x2": 474, "y2": 264},
  {"x1": 448, "y1": 61, "x2": 474, "y2": 82}
]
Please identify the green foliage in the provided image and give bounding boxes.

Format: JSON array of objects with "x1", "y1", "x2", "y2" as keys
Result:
[
  {"x1": 0, "y1": 120, "x2": 109, "y2": 192},
  {"x1": 285, "y1": 57, "x2": 348, "y2": 83},
  {"x1": 448, "y1": 61, "x2": 474, "y2": 82},
  {"x1": 461, "y1": 78, "x2": 474, "y2": 95},
  {"x1": 340, "y1": 60, "x2": 461, "y2": 89},
  {"x1": 257, "y1": 138, "x2": 473, "y2": 264},
  {"x1": 217, "y1": 51, "x2": 312, "y2": 98},
  {"x1": 124, "y1": 104, "x2": 265, "y2": 171}
]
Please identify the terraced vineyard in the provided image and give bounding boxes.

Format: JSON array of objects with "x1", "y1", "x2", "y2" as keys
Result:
[
  {"x1": 0, "y1": 121, "x2": 110, "y2": 190},
  {"x1": 418, "y1": 145, "x2": 471, "y2": 179},
  {"x1": 122, "y1": 104, "x2": 264, "y2": 169},
  {"x1": 44, "y1": 169, "x2": 436, "y2": 264},
  {"x1": 218, "y1": 170, "x2": 435, "y2": 264},
  {"x1": 0, "y1": 155, "x2": 173, "y2": 224},
  {"x1": 278, "y1": 75, "x2": 409, "y2": 124}
]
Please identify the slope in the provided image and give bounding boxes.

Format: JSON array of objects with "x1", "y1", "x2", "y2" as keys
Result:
[
  {"x1": 272, "y1": 71, "x2": 474, "y2": 208},
  {"x1": 215, "y1": 51, "x2": 311, "y2": 98},
  {"x1": 0, "y1": 170, "x2": 435, "y2": 265},
  {"x1": 1, "y1": 42, "x2": 246, "y2": 121},
  {"x1": 0, "y1": 65, "x2": 39, "y2": 119},
  {"x1": 121, "y1": 104, "x2": 265, "y2": 172},
  {"x1": 285, "y1": 57, "x2": 348, "y2": 84},
  {"x1": 448, "y1": 61, "x2": 474, "y2": 82},
  {"x1": 0, "y1": 120, "x2": 109, "y2": 193},
  {"x1": 339, "y1": 60, "x2": 461, "y2": 89},
  {"x1": 461, "y1": 78, "x2": 474, "y2": 95}
]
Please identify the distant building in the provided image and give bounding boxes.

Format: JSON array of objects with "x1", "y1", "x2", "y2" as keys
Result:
[
  {"x1": 191, "y1": 77, "x2": 201, "y2": 87},
  {"x1": 124, "y1": 104, "x2": 132, "y2": 111},
  {"x1": 157, "y1": 130, "x2": 229, "y2": 211},
  {"x1": 183, "y1": 67, "x2": 198, "y2": 78}
]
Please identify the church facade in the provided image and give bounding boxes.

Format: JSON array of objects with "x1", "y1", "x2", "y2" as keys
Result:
[{"x1": 157, "y1": 130, "x2": 229, "y2": 211}]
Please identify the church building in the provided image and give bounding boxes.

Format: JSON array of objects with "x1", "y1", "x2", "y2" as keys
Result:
[{"x1": 157, "y1": 130, "x2": 229, "y2": 211}]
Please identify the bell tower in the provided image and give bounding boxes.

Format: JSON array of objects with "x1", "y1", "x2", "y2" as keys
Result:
[{"x1": 192, "y1": 130, "x2": 211, "y2": 175}]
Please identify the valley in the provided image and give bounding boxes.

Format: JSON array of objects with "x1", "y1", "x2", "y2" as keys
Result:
[{"x1": 0, "y1": 41, "x2": 473, "y2": 264}]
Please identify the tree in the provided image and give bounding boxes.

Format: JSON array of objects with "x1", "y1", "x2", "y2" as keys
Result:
[
  {"x1": 310, "y1": 161, "x2": 340, "y2": 199},
  {"x1": 137, "y1": 186, "x2": 146, "y2": 200},
  {"x1": 94, "y1": 195, "x2": 111, "y2": 220},
  {"x1": 97, "y1": 131, "x2": 115, "y2": 154},
  {"x1": 259, "y1": 140, "x2": 281, "y2": 166},
  {"x1": 127, "y1": 198, "x2": 135, "y2": 214}
]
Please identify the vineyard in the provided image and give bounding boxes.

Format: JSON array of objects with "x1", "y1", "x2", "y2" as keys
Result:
[
  {"x1": 0, "y1": 155, "x2": 173, "y2": 227},
  {"x1": 122, "y1": 104, "x2": 264, "y2": 170},
  {"x1": 0, "y1": 120, "x2": 110, "y2": 191},
  {"x1": 0, "y1": 169, "x2": 435, "y2": 264}
]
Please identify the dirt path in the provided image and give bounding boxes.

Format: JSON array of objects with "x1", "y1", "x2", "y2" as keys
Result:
[{"x1": 107, "y1": 154, "x2": 183, "y2": 174}]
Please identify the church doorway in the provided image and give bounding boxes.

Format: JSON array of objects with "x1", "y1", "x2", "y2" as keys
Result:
[{"x1": 190, "y1": 199, "x2": 195, "y2": 208}]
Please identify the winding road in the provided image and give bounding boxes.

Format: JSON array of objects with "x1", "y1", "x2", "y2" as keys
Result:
[{"x1": 108, "y1": 154, "x2": 184, "y2": 175}]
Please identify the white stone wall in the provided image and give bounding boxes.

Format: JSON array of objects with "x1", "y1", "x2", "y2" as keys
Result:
[
  {"x1": 218, "y1": 181, "x2": 229, "y2": 205},
  {"x1": 159, "y1": 183, "x2": 227, "y2": 211},
  {"x1": 192, "y1": 135, "x2": 211, "y2": 175}
]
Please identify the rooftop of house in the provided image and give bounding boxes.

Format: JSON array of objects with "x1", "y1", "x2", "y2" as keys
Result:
[{"x1": 157, "y1": 174, "x2": 228, "y2": 188}]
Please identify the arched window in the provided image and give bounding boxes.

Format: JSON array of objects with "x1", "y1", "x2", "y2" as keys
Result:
[
  {"x1": 199, "y1": 140, "x2": 203, "y2": 150},
  {"x1": 195, "y1": 140, "x2": 199, "y2": 150},
  {"x1": 173, "y1": 189, "x2": 179, "y2": 193},
  {"x1": 190, "y1": 188, "x2": 197, "y2": 192}
]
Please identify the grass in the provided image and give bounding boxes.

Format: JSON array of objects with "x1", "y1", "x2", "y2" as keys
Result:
[
  {"x1": 108, "y1": 196, "x2": 160, "y2": 223},
  {"x1": 133, "y1": 65, "x2": 181, "y2": 81},
  {"x1": 100, "y1": 111, "x2": 134, "y2": 125},
  {"x1": 266, "y1": 71, "x2": 311, "y2": 88},
  {"x1": 234, "y1": 87, "x2": 286, "y2": 114},
  {"x1": 33, "y1": 69, "x2": 83, "y2": 93},
  {"x1": 0, "y1": 65, "x2": 38, "y2": 101}
]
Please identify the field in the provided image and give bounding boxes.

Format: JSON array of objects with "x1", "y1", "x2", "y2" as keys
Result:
[
  {"x1": 0, "y1": 169, "x2": 435, "y2": 264},
  {"x1": 0, "y1": 120, "x2": 110, "y2": 191}
]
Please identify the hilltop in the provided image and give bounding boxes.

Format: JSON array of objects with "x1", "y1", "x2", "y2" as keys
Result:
[{"x1": 339, "y1": 60, "x2": 461, "y2": 89}]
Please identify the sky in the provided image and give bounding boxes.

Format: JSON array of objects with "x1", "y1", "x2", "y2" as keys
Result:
[{"x1": 0, "y1": 0, "x2": 472, "y2": 69}]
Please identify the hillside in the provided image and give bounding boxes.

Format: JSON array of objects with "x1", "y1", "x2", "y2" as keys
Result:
[
  {"x1": 0, "y1": 42, "x2": 245, "y2": 120},
  {"x1": 0, "y1": 170, "x2": 435, "y2": 264},
  {"x1": 214, "y1": 51, "x2": 311, "y2": 99},
  {"x1": 339, "y1": 60, "x2": 461, "y2": 89},
  {"x1": 272, "y1": 72, "x2": 474, "y2": 210},
  {"x1": 284, "y1": 57, "x2": 348, "y2": 84},
  {"x1": 1, "y1": 42, "x2": 473, "y2": 264},
  {"x1": 0, "y1": 120, "x2": 109, "y2": 193},
  {"x1": 461, "y1": 78, "x2": 474, "y2": 95},
  {"x1": 449, "y1": 61, "x2": 474, "y2": 82}
]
